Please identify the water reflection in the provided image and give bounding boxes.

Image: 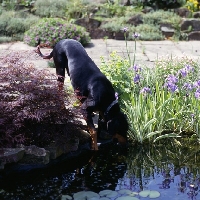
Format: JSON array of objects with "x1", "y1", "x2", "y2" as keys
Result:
[
  {"x1": 0, "y1": 140, "x2": 199, "y2": 200},
  {"x1": 121, "y1": 140, "x2": 200, "y2": 200}
]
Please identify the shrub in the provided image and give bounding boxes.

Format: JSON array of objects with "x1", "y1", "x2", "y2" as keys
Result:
[
  {"x1": 0, "y1": 36, "x2": 12, "y2": 43},
  {"x1": 0, "y1": 51, "x2": 82, "y2": 148},
  {"x1": 100, "y1": 51, "x2": 132, "y2": 105},
  {"x1": 142, "y1": 10, "x2": 182, "y2": 28},
  {"x1": 0, "y1": 11, "x2": 39, "y2": 40},
  {"x1": 101, "y1": 20, "x2": 128, "y2": 33},
  {"x1": 66, "y1": 0, "x2": 98, "y2": 19},
  {"x1": 128, "y1": 24, "x2": 164, "y2": 41},
  {"x1": 98, "y1": 0, "x2": 127, "y2": 17},
  {"x1": 24, "y1": 18, "x2": 91, "y2": 47},
  {"x1": 34, "y1": 0, "x2": 67, "y2": 18}
]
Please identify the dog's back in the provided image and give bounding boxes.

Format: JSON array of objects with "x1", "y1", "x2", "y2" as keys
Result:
[{"x1": 52, "y1": 39, "x2": 115, "y2": 104}]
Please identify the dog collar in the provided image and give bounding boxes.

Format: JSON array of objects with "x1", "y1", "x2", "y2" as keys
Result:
[{"x1": 104, "y1": 99, "x2": 118, "y2": 115}]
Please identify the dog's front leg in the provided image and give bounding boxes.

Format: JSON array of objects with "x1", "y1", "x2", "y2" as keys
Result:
[
  {"x1": 81, "y1": 108, "x2": 98, "y2": 150},
  {"x1": 57, "y1": 75, "x2": 65, "y2": 91}
]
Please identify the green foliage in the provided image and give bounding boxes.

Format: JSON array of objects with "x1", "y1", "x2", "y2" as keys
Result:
[
  {"x1": 34, "y1": 0, "x2": 98, "y2": 19},
  {"x1": 100, "y1": 39, "x2": 200, "y2": 143},
  {"x1": 24, "y1": 18, "x2": 91, "y2": 47},
  {"x1": 19, "y1": 0, "x2": 35, "y2": 8},
  {"x1": 143, "y1": 10, "x2": 182, "y2": 28},
  {"x1": 0, "y1": 10, "x2": 39, "y2": 40},
  {"x1": 128, "y1": 24, "x2": 164, "y2": 41},
  {"x1": 34, "y1": 0, "x2": 67, "y2": 18},
  {"x1": 98, "y1": 0, "x2": 127, "y2": 17},
  {"x1": 0, "y1": 36, "x2": 12, "y2": 43},
  {"x1": 100, "y1": 51, "x2": 132, "y2": 103},
  {"x1": 66, "y1": 0, "x2": 98, "y2": 19},
  {"x1": 1, "y1": 0, "x2": 17, "y2": 10},
  {"x1": 100, "y1": 18, "x2": 128, "y2": 32}
]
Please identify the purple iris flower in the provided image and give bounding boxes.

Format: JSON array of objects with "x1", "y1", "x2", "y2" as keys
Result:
[
  {"x1": 194, "y1": 89, "x2": 200, "y2": 99},
  {"x1": 178, "y1": 65, "x2": 194, "y2": 78},
  {"x1": 164, "y1": 82, "x2": 178, "y2": 93},
  {"x1": 128, "y1": 65, "x2": 142, "y2": 72},
  {"x1": 183, "y1": 83, "x2": 193, "y2": 91},
  {"x1": 185, "y1": 65, "x2": 194, "y2": 72},
  {"x1": 140, "y1": 87, "x2": 151, "y2": 94},
  {"x1": 166, "y1": 74, "x2": 178, "y2": 84},
  {"x1": 178, "y1": 68, "x2": 187, "y2": 77},
  {"x1": 193, "y1": 80, "x2": 200, "y2": 88},
  {"x1": 133, "y1": 65, "x2": 141, "y2": 72},
  {"x1": 134, "y1": 73, "x2": 141, "y2": 83},
  {"x1": 121, "y1": 27, "x2": 128, "y2": 33},
  {"x1": 133, "y1": 32, "x2": 140, "y2": 39}
]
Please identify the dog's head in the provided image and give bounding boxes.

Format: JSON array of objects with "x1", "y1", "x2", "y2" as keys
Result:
[{"x1": 107, "y1": 112, "x2": 129, "y2": 145}]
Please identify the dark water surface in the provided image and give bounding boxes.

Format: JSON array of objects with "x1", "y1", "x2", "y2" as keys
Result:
[{"x1": 0, "y1": 141, "x2": 199, "y2": 200}]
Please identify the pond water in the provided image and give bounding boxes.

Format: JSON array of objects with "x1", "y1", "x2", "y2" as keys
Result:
[{"x1": 0, "y1": 140, "x2": 199, "y2": 200}]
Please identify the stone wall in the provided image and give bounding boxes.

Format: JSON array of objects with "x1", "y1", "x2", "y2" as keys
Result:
[{"x1": 74, "y1": 7, "x2": 200, "y2": 41}]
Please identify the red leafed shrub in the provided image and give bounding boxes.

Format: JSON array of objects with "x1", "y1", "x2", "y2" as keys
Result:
[{"x1": 0, "y1": 51, "x2": 81, "y2": 148}]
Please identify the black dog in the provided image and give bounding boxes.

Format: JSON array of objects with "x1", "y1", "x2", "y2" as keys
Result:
[{"x1": 35, "y1": 39, "x2": 128, "y2": 150}]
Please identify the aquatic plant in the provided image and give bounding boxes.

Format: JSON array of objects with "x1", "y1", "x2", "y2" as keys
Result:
[{"x1": 100, "y1": 28, "x2": 200, "y2": 144}]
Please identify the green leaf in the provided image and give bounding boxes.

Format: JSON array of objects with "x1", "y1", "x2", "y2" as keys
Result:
[
  {"x1": 153, "y1": 133, "x2": 181, "y2": 143},
  {"x1": 142, "y1": 118, "x2": 157, "y2": 134},
  {"x1": 146, "y1": 131, "x2": 162, "y2": 139}
]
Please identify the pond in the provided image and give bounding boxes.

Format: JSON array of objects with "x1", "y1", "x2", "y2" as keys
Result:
[{"x1": 0, "y1": 140, "x2": 199, "y2": 200}]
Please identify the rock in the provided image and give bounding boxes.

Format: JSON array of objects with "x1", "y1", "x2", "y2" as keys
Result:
[
  {"x1": 90, "y1": 28, "x2": 114, "y2": 39},
  {"x1": 193, "y1": 11, "x2": 200, "y2": 18},
  {"x1": 19, "y1": 145, "x2": 50, "y2": 165},
  {"x1": 0, "y1": 148, "x2": 25, "y2": 169},
  {"x1": 161, "y1": 26, "x2": 175, "y2": 38},
  {"x1": 114, "y1": 32, "x2": 126, "y2": 40},
  {"x1": 45, "y1": 138, "x2": 80, "y2": 160},
  {"x1": 127, "y1": 14, "x2": 143, "y2": 26},
  {"x1": 62, "y1": 138, "x2": 79, "y2": 153},
  {"x1": 188, "y1": 31, "x2": 200, "y2": 40},
  {"x1": 45, "y1": 143, "x2": 65, "y2": 159},
  {"x1": 181, "y1": 18, "x2": 200, "y2": 32},
  {"x1": 74, "y1": 18, "x2": 101, "y2": 31},
  {"x1": 142, "y1": 7, "x2": 154, "y2": 14},
  {"x1": 74, "y1": 18, "x2": 114, "y2": 39},
  {"x1": 175, "y1": 7, "x2": 191, "y2": 18}
]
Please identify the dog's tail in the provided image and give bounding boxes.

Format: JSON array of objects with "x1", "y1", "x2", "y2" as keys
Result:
[{"x1": 35, "y1": 38, "x2": 53, "y2": 59}]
